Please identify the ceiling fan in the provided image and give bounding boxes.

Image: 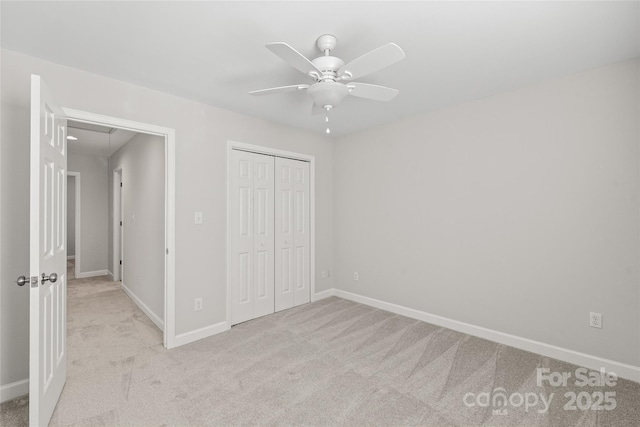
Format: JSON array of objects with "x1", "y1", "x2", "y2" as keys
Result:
[{"x1": 249, "y1": 34, "x2": 405, "y2": 131}]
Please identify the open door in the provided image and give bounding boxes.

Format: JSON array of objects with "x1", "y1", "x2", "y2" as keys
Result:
[{"x1": 29, "y1": 74, "x2": 67, "y2": 426}]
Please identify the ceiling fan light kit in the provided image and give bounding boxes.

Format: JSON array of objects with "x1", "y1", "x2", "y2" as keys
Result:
[
  {"x1": 307, "y1": 81, "x2": 349, "y2": 108},
  {"x1": 250, "y1": 34, "x2": 405, "y2": 135}
]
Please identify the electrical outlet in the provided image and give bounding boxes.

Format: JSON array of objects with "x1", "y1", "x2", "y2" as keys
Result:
[
  {"x1": 321, "y1": 270, "x2": 327, "y2": 279},
  {"x1": 589, "y1": 312, "x2": 602, "y2": 329},
  {"x1": 353, "y1": 272, "x2": 359, "y2": 281},
  {"x1": 195, "y1": 297, "x2": 203, "y2": 312}
]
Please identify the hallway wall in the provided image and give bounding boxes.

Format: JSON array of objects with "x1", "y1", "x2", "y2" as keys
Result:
[
  {"x1": 68, "y1": 152, "x2": 109, "y2": 275},
  {"x1": 108, "y1": 133, "x2": 165, "y2": 327}
]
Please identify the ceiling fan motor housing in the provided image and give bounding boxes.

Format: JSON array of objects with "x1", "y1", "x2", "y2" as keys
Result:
[{"x1": 311, "y1": 56, "x2": 345, "y2": 81}]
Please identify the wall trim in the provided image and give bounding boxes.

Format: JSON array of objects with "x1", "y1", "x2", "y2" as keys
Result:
[
  {"x1": 312, "y1": 289, "x2": 335, "y2": 302},
  {"x1": 121, "y1": 282, "x2": 164, "y2": 331},
  {"x1": 326, "y1": 288, "x2": 639, "y2": 383},
  {"x1": 174, "y1": 321, "x2": 230, "y2": 347},
  {"x1": 0, "y1": 379, "x2": 28, "y2": 403},
  {"x1": 75, "y1": 269, "x2": 108, "y2": 279}
]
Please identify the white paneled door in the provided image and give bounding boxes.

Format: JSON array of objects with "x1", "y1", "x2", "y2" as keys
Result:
[
  {"x1": 29, "y1": 75, "x2": 67, "y2": 427},
  {"x1": 230, "y1": 149, "x2": 310, "y2": 325},
  {"x1": 230, "y1": 150, "x2": 275, "y2": 325},
  {"x1": 275, "y1": 158, "x2": 310, "y2": 312}
]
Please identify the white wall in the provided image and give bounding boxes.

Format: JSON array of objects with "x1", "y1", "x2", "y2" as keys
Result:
[
  {"x1": 333, "y1": 58, "x2": 640, "y2": 367},
  {"x1": 108, "y1": 133, "x2": 165, "y2": 325},
  {"x1": 68, "y1": 152, "x2": 108, "y2": 274},
  {"x1": 0, "y1": 49, "x2": 334, "y2": 392},
  {"x1": 67, "y1": 175, "x2": 75, "y2": 257}
]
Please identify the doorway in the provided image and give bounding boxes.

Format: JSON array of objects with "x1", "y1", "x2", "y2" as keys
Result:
[
  {"x1": 63, "y1": 108, "x2": 176, "y2": 348},
  {"x1": 113, "y1": 167, "x2": 123, "y2": 282},
  {"x1": 66, "y1": 172, "x2": 80, "y2": 279}
]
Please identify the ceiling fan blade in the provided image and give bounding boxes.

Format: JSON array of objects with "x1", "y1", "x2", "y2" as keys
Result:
[
  {"x1": 347, "y1": 83, "x2": 399, "y2": 101},
  {"x1": 339, "y1": 43, "x2": 405, "y2": 80},
  {"x1": 266, "y1": 42, "x2": 322, "y2": 76},
  {"x1": 249, "y1": 84, "x2": 309, "y2": 96}
]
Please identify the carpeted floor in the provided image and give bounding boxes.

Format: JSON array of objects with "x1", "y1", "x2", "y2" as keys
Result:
[{"x1": 1, "y1": 261, "x2": 639, "y2": 426}]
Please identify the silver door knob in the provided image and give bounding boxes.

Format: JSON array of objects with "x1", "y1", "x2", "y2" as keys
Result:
[
  {"x1": 16, "y1": 275, "x2": 37, "y2": 287},
  {"x1": 41, "y1": 272, "x2": 58, "y2": 285}
]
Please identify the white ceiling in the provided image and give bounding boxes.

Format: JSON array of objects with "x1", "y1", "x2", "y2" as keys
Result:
[
  {"x1": 67, "y1": 122, "x2": 137, "y2": 158},
  {"x1": 2, "y1": 1, "x2": 638, "y2": 137}
]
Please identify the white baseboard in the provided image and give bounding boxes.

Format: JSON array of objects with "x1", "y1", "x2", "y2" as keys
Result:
[
  {"x1": 76, "y1": 269, "x2": 108, "y2": 279},
  {"x1": 121, "y1": 282, "x2": 164, "y2": 331},
  {"x1": 67, "y1": 255, "x2": 75, "y2": 260},
  {"x1": 0, "y1": 379, "x2": 28, "y2": 403},
  {"x1": 174, "y1": 321, "x2": 229, "y2": 347},
  {"x1": 330, "y1": 288, "x2": 640, "y2": 383},
  {"x1": 107, "y1": 270, "x2": 114, "y2": 281},
  {"x1": 312, "y1": 288, "x2": 335, "y2": 302}
]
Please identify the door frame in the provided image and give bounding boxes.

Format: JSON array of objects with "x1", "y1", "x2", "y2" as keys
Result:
[
  {"x1": 66, "y1": 172, "x2": 81, "y2": 277},
  {"x1": 112, "y1": 167, "x2": 123, "y2": 282},
  {"x1": 226, "y1": 140, "x2": 316, "y2": 325},
  {"x1": 62, "y1": 108, "x2": 177, "y2": 349}
]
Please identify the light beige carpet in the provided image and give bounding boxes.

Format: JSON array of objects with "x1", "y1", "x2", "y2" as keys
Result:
[{"x1": 2, "y1": 271, "x2": 639, "y2": 426}]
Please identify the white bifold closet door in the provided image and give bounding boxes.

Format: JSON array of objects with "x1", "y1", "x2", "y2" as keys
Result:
[
  {"x1": 230, "y1": 150, "x2": 275, "y2": 325},
  {"x1": 275, "y1": 157, "x2": 310, "y2": 312}
]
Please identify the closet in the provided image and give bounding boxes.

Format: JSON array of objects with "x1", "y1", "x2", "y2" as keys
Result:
[{"x1": 229, "y1": 149, "x2": 310, "y2": 325}]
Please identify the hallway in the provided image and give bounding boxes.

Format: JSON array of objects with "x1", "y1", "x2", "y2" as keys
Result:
[{"x1": 1, "y1": 261, "x2": 163, "y2": 426}]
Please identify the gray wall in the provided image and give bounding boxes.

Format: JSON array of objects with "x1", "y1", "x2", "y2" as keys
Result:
[
  {"x1": 0, "y1": 49, "x2": 334, "y2": 389},
  {"x1": 333, "y1": 58, "x2": 640, "y2": 367},
  {"x1": 67, "y1": 175, "x2": 76, "y2": 257},
  {"x1": 108, "y1": 133, "x2": 165, "y2": 323},
  {"x1": 0, "y1": 77, "x2": 30, "y2": 388},
  {"x1": 68, "y1": 152, "x2": 109, "y2": 274}
]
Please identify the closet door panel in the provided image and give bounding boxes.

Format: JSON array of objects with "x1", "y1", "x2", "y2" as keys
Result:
[
  {"x1": 275, "y1": 159, "x2": 294, "y2": 312},
  {"x1": 230, "y1": 151, "x2": 255, "y2": 325},
  {"x1": 292, "y1": 160, "x2": 310, "y2": 306},
  {"x1": 252, "y1": 154, "x2": 275, "y2": 318}
]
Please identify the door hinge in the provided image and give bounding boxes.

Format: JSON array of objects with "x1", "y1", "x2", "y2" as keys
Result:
[
  {"x1": 120, "y1": 260, "x2": 122, "y2": 265},
  {"x1": 166, "y1": 248, "x2": 169, "y2": 255},
  {"x1": 120, "y1": 221, "x2": 123, "y2": 226},
  {"x1": 120, "y1": 182, "x2": 123, "y2": 187}
]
